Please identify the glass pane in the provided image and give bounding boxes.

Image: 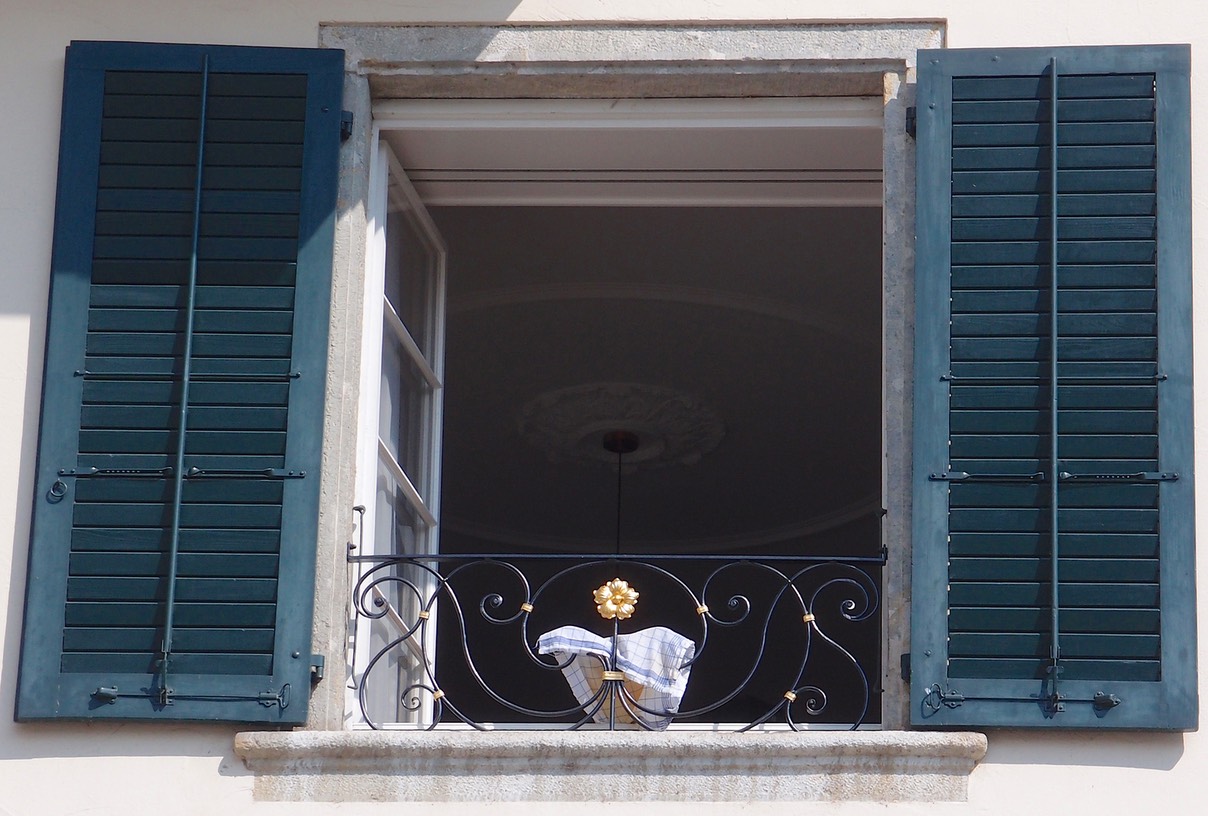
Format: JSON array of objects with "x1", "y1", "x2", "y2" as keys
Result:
[
  {"x1": 375, "y1": 463, "x2": 425, "y2": 556},
  {"x1": 361, "y1": 467, "x2": 434, "y2": 725},
  {"x1": 379, "y1": 315, "x2": 430, "y2": 499},
  {"x1": 384, "y1": 206, "x2": 436, "y2": 360}
]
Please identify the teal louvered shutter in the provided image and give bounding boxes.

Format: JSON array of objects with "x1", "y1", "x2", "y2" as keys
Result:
[
  {"x1": 16, "y1": 41, "x2": 342, "y2": 723},
  {"x1": 911, "y1": 45, "x2": 1195, "y2": 729}
]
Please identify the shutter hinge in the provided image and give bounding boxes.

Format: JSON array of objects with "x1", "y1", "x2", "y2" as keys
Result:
[
  {"x1": 340, "y1": 111, "x2": 354, "y2": 142},
  {"x1": 923, "y1": 683, "x2": 964, "y2": 710},
  {"x1": 905, "y1": 106, "x2": 917, "y2": 138},
  {"x1": 900, "y1": 653, "x2": 911, "y2": 682},
  {"x1": 311, "y1": 655, "x2": 325, "y2": 684}
]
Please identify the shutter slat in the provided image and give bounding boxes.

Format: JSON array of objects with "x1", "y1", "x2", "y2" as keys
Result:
[
  {"x1": 70, "y1": 553, "x2": 279, "y2": 578},
  {"x1": 952, "y1": 265, "x2": 1155, "y2": 289},
  {"x1": 949, "y1": 633, "x2": 1160, "y2": 659},
  {"x1": 953, "y1": 121, "x2": 1155, "y2": 147},
  {"x1": 947, "y1": 582, "x2": 1160, "y2": 607},
  {"x1": 65, "y1": 601, "x2": 276, "y2": 627},
  {"x1": 95, "y1": 212, "x2": 299, "y2": 237},
  {"x1": 86, "y1": 332, "x2": 292, "y2": 358},
  {"x1": 63, "y1": 627, "x2": 275, "y2": 653},
  {"x1": 951, "y1": 239, "x2": 1155, "y2": 265},
  {"x1": 88, "y1": 308, "x2": 294, "y2": 333},
  {"x1": 90, "y1": 284, "x2": 295, "y2": 309},
  {"x1": 84, "y1": 381, "x2": 290, "y2": 405},
  {"x1": 951, "y1": 607, "x2": 1160, "y2": 633},
  {"x1": 951, "y1": 337, "x2": 1157, "y2": 361},
  {"x1": 93, "y1": 235, "x2": 301, "y2": 260},
  {"x1": 949, "y1": 508, "x2": 1157, "y2": 533},
  {"x1": 949, "y1": 533, "x2": 1158, "y2": 558},
  {"x1": 74, "y1": 503, "x2": 283, "y2": 528},
  {"x1": 207, "y1": 73, "x2": 307, "y2": 97},
  {"x1": 953, "y1": 290, "x2": 1156, "y2": 312},
  {"x1": 953, "y1": 169, "x2": 1155, "y2": 194},
  {"x1": 61, "y1": 653, "x2": 273, "y2": 675},
  {"x1": 950, "y1": 483, "x2": 1157, "y2": 507},
  {"x1": 78, "y1": 429, "x2": 287, "y2": 456},
  {"x1": 71, "y1": 528, "x2": 281, "y2": 553},
  {"x1": 949, "y1": 558, "x2": 1159, "y2": 582},
  {"x1": 949, "y1": 659, "x2": 1159, "y2": 682},
  {"x1": 953, "y1": 193, "x2": 1157, "y2": 218},
  {"x1": 952, "y1": 98, "x2": 1154, "y2": 123},
  {"x1": 952, "y1": 74, "x2": 1156, "y2": 100},
  {"x1": 82, "y1": 405, "x2": 289, "y2": 431},
  {"x1": 951, "y1": 409, "x2": 1156, "y2": 434},
  {"x1": 952, "y1": 216, "x2": 1154, "y2": 240},
  {"x1": 74, "y1": 478, "x2": 284, "y2": 503},
  {"x1": 97, "y1": 190, "x2": 301, "y2": 215},
  {"x1": 951, "y1": 146, "x2": 1155, "y2": 170},
  {"x1": 67, "y1": 577, "x2": 277, "y2": 603},
  {"x1": 952, "y1": 314, "x2": 1156, "y2": 337}
]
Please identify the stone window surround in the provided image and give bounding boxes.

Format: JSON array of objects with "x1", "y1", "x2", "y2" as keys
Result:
[{"x1": 234, "y1": 20, "x2": 989, "y2": 803}]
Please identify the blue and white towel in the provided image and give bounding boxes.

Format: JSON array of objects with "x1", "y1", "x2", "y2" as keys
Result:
[{"x1": 536, "y1": 625, "x2": 696, "y2": 729}]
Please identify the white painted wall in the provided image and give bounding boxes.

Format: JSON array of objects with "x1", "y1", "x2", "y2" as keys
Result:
[{"x1": 2, "y1": 2, "x2": 1208, "y2": 814}]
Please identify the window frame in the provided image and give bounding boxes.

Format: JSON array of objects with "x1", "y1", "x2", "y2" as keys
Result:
[{"x1": 351, "y1": 135, "x2": 448, "y2": 727}]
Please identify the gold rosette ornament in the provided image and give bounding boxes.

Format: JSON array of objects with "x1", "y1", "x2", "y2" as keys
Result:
[{"x1": 594, "y1": 579, "x2": 639, "y2": 620}]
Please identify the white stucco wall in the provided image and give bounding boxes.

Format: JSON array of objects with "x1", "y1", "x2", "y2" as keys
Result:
[{"x1": 2, "y1": 2, "x2": 1208, "y2": 814}]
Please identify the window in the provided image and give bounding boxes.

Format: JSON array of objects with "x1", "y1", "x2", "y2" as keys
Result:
[
  {"x1": 911, "y1": 45, "x2": 1196, "y2": 730},
  {"x1": 16, "y1": 41, "x2": 342, "y2": 723},
  {"x1": 19, "y1": 35, "x2": 1193, "y2": 738},
  {"x1": 349, "y1": 102, "x2": 886, "y2": 729}
]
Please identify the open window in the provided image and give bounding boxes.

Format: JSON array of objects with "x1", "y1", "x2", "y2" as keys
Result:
[{"x1": 349, "y1": 98, "x2": 886, "y2": 730}]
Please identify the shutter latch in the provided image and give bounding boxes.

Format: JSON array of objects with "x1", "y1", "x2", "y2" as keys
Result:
[
  {"x1": 1058, "y1": 471, "x2": 1178, "y2": 482},
  {"x1": 258, "y1": 684, "x2": 291, "y2": 709},
  {"x1": 59, "y1": 466, "x2": 173, "y2": 478},
  {"x1": 185, "y1": 467, "x2": 306, "y2": 479},
  {"x1": 92, "y1": 686, "x2": 119, "y2": 704},
  {"x1": 1093, "y1": 692, "x2": 1122, "y2": 711},
  {"x1": 923, "y1": 683, "x2": 964, "y2": 710},
  {"x1": 929, "y1": 470, "x2": 1044, "y2": 482}
]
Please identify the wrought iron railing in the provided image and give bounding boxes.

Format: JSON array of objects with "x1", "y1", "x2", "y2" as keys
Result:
[{"x1": 348, "y1": 551, "x2": 884, "y2": 731}]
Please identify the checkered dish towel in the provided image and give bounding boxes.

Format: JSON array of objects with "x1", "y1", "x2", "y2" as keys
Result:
[{"x1": 536, "y1": 625, "x2": 696, "y2": 729}]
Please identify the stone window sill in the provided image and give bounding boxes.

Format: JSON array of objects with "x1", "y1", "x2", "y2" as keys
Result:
[{"x1": 234, "y1": 730, "x2": 987, "y2": 802}]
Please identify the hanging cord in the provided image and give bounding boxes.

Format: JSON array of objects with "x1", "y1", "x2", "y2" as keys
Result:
[
  {"x1": 615, "y1": 443, "x2": 623, "y2": 557},
  {"x1": 602, "y1": 429, "x2": 638, "y2": 558}
]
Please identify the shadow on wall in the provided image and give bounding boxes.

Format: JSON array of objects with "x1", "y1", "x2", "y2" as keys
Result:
[{"x1": 984, "y1": 730, "x2": 1185, "y2": 771}]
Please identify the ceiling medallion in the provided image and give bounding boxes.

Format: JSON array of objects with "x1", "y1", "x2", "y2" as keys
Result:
[{"x1": 518, "y1": 382, "x2": 725, "y2": 469}]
